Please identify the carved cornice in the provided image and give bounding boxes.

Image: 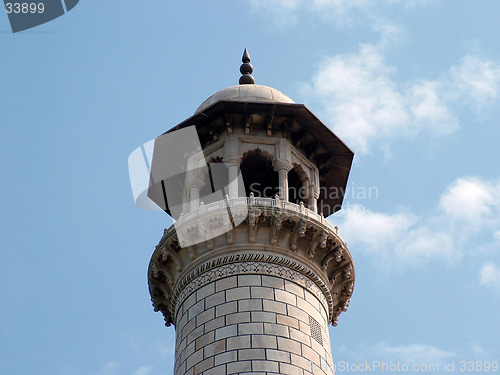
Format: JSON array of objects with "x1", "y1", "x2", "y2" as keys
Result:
[
  {"x1": 148, "y1": 197, "x2": 355, "y2": 327},
  {"x1": 172, "y1": 253, "x2": 332, "y2": 320}
]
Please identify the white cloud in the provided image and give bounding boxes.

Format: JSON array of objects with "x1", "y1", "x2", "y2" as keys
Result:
[
  {"x1": 438, "y1": 177, "x2": 496, "y2": 225},
  {"x1": 409, "y1": 80, "x2": 458, "y2": 135},
  {"x1": 376, "y1": 342, "x2": 456, "y2": 363},
  {"x1": 338, "y1": 204, "x2": 416, "y2": 253},
  {"x1": 312, "y1": 0, "x2": 376, "y2": 17},
  {"x1": 248, "y1": 0, "x2": 301, "y2": 10},
  {"x1": 451, "y1": 55, "x2": 500, "y2": 107},
  {"x1": 480, "y1": 262, "x2": 500, "y2": 290},
  {"x1": 245, "y1": 0, "x2": 424, "y2": 24},
  {"x1": 302, "y1": 44, "x2": 456, "y2": 154},
  {"x1": 336, "y1": 206, "x2": 455, "y2": 266},
  {"x1": 469, "y1": 342, "x2": 489, "y2": 357},
  {"x1": 340, "y1": 341, "x2": 456, "y2": 366},
  {"x1": 394, "y1": 227, "x2": 454, "y2": 263},
  {"x1": 159, "y1": 344, "x2": 175, "y2": 356},
  {"x1": 92, "y1": 362, "x2": 154, "y2": 375},
  {"x1": 305, "y1": 44, "x2": 413, "y2": 153},
  {"x1": 132, "y1": 366, "x2": 153, "y2": 375},
  {"x1": 247, "y1": 0, "x2": 500, "y2": 156},
  {"x1": 93, "y1": 362, "x2": 119, "y2": 375},
  {"x1": 333, "y1": 176, "x2": 500, "y2": 267},
  {"x1": 340, "y1": 341, "x2": 497, "y2": 369},
  {"x1": 303, "y1": 46, "x2": 500, "y2": 154},
  {"x1": 246, "y1": 0, "x2": 301, "y2": 27}
]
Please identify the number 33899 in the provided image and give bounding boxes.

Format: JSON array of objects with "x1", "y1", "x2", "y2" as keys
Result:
[{"x1": 5, "y1": 3, "x2": 45, "y2": 14}]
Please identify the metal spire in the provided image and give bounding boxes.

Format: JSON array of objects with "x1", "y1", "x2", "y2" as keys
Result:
[{"x1": 239, "y1": 48, "x2": 255, "y2": 85}]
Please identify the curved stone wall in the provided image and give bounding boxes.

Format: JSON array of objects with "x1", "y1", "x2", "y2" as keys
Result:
[
  {"x1": 174, "y1": 268, "x2": 334, "y2": 375},
  {"x1": 148, "y1": 198, "x2": 355, "y2": 375}
]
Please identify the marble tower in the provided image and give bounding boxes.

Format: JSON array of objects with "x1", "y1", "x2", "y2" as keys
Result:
[{"x1": 147, "y1": 50, "x2": 355, "y2": 375}]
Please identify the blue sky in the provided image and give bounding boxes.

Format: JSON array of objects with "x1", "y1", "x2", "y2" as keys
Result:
[{"x1": 1, "y1": 1, "x2": 499, "y2": 374}]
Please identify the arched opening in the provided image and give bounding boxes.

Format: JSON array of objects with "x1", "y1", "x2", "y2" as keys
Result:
[
  {"x1": 288, "y1": 168, "x2": 304, "y2": 205},
  {"x1": 240, "y1": 153, "x2": 279, "y2": 198}
]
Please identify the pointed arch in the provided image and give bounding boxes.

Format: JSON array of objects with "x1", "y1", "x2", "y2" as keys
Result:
[{"x1": 240, "y1": 148, "x2": 279, "y2": 198}]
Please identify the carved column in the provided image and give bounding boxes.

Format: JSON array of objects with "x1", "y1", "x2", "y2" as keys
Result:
[
  {"x1": 308, "y1": 185, "x2": 320, "y2": 213},
  {"x1": 226, "y1": 161, "x2": 240, "y2": 198},
  {"x1": 189, "y1": 186, "x2": 200, "y2": 211},
  {"x1": 188, "y1": 175, "x2": 205, "y2": 212},
  {"x1": 223, "y1": 135, "x2": 241, "y2": 198},
  {"x1": 274, "y1": 159, "x2": 293, "y2": 201}
]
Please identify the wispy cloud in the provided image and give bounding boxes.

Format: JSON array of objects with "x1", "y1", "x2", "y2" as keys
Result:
[
  {"x1": 159, "y1": 344, "x2": 176, "y2": 357},
  {"x1": 451, "y1": 55, "x2": 500, "y2": 108},
  {"x1": 246, "y1": 0, "x2": 500, "y2": 156},
  {"x1": 336, "y1": 205, "x2": 455, "y2": 267},
  {"x1": 91, "y1": 362, "x2": 154, "y2": 375},
  {"x1": 132, "y1": 365, "x2": 153, "y2": 375},
  {"x1": 332, "y1": 176, "x2": 500, "y2": 268},
  {"x1": 305, "y1": 44, "x2": 411, "y2": 154},
  {"x1": 375, "y1": 342, "x2": 456, "y2": 363},
  {"x1": 336, "y1": 205, "x2": 416, "y2": 255},
  {"x1": 303, "y1": 45, "x2": 500, "y2": 155},
  {"x1": 438, "y1": 177, "x2": 500, "y2": 230},
  {"x1": 93, "y1": 362, "x2": 120, "y2": 375},
  {"x1": 469, "y1": 342, "x2": 489, "y2": 357},
  {"x1": 337, "y1": 341, "x2": 456, "y2": 367},
  {"x1": 244, "y1": 0, "x2": 430, "y2": 25},
  {"x1": 246, "y1": 0, "x2": 302, "y2": 27},
  {"x1": 480, "y1": 262, "x2": 500, "y2": 291}
]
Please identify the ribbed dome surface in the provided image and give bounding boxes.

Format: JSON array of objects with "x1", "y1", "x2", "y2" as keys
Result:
[{"x1": 195, "y1": 84, "x2": 294, "y2": 114}]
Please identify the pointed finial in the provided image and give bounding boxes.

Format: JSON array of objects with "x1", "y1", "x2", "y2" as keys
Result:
[{"x1": 239, "y1": 48, "x2": 255, "y2": 85}]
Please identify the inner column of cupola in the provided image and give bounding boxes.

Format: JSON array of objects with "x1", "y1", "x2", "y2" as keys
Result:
[{"x1": 223, "y1": 135, "x2": 240, "y2": 199}]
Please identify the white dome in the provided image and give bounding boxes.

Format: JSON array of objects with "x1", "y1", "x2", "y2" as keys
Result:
[{"x1": 195, "y1": 84, "x2": 295, "y2": 114}]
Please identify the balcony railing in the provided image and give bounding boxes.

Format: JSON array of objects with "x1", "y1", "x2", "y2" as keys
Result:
[{"x1": 177, "y1": 195, "x2": 339, "y2": 234}]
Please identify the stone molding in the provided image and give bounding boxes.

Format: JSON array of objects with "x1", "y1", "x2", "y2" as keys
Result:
[
  {"x1": 172, "y1": 253, "x2": 331, "y2": 320},
  {"x1": 148, "y1": 197, "x2": 355, "y2": 327}
]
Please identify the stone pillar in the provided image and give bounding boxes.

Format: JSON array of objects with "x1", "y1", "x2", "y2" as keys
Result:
[
  {"x1": 278, "y1": 169, "x2": 288, "y2": 201},
  {"x1": 274, "y1": 159, "x2": 293, "y2": 201},
  {"x1": 223, "y1": 136, "x2": 240, "y2": 199},
  {"x1": 226, "y1": 161, "x2": 240, "y2": 199},
  {"x1": 308, "y1": 186, "x2": 320, "y2": 213},
  {"x1": 188, "y1": 175, "x2": 205, "y2": 212},
  {"x1": 189, "y1": 185, "x2": 200, "y2": 212}
]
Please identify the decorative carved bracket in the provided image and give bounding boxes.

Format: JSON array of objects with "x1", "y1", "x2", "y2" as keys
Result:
[
  {"x1": 186, "y1": 244, "x2": 197, "y2": 260},
  {"x1": 270, "y1": 209, "x2": 284, "y2": 245},
  {"x1": 321, "y1": 244, "x2": 343, "y2": 271},
  {"x1": 290, "y1": 219, "x2": 307, "y2": 251},
  {"x1": 307, "y1": 230, "x2": 328, "y2": 259},
  {"x1": 160, "y1": 243, "x2": 183, "y2": 272},
  {"x1": 248, "y1": 210, "x2": 257, "y2": 243}
]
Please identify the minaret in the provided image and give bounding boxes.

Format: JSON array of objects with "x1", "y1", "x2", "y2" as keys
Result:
[{"x1": 147, "y1": 50, "x2": 355, "y2": 375}]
